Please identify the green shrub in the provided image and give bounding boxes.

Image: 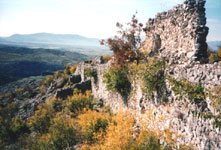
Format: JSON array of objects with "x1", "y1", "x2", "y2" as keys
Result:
[
  {"x1": 27, "y1": 117, "x2": 82, "y2": 150},
  {"x1": 4, "y1": 92, "x2": 14, "y2": 99},
  {"x1": 51, "y1": 98, "x2": 63, "y2": 112},
  {"x1": 136, "y1": 136, "x2": 162, "y2": 150},
  {"x1": 168, "y1": 76, "x2": 205, "y2": 102},
  {"x1": 44, "y1": 76, "x2": 54, "y2": 86},
  {"x1": 207, "y1": 86, "x2": 221, "y2": 128},
  {"x1": 0, "y1": 103, "x2": 18, "y2": 119},
  {"x1": 61, "y1": 74, "x2": 69, "y2": 84},
  {"x1": 103, "y1": 55, "x2": 112, "y2": 63},
  {"x1": 128, "y1": 58, "x2": 166, "y2": 100},
  {"x1": 84, "y1": 68, "x2": 97, "y2": 80},
  {"x1": 11, "y1": 117, "x2": 29, "y2": 136},
  {"x1": 202, "y1": 112, "x2": 221, "y2": 129},
  {"x1": 54, "y1": 70, "x2": 63, "y2": 79},
  {"x1": 213, "y1": 114, "x2": 221, "y2": 129},
  {"x1": 70, "y1": 65, "x2": 77, "y2": 74},
  {"x1": 85, "y1": 118, "x2": 109, "y2": 143},
  {"x1": 103, "y1": 66, "x2": 131, "y2": 94},
  {"x1": 64, "y1": 65, "x2": 71, "y2": 75},
  {"x1": 0, "y1": 104, "x2": 28, "y2": 146},
  {"x1": 126, "y1": 131, "x2": 168, "y2": 150},
  {"x1": 66, "y1": 90, "x2": 94, "y2": 114},
  {"x1": 0, "y1": 94, "x2": 4, "y2": 101},
  {"x1": 142, "y1": 59, "x2": 166, "y2": 96},
  {"x1": 28, "y1": 104, "x2": 53, "y2": 134}
]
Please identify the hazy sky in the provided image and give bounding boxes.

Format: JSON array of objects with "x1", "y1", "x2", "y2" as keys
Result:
[{"x1": 0, "y1": 0, "x2": 220, "y2": 41}]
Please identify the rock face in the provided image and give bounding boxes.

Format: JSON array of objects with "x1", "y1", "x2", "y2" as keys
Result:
[
  {"x1": 14, "y1": 74, "x2": 91, "y2": 119},
  {"x1": 144, "y1": 0, "x2": 208, "y2": 62}
]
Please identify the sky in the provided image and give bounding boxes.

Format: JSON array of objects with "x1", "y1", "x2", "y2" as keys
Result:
[{"x1": 0, "y1": 0, "x2": 220, "y2": 41}]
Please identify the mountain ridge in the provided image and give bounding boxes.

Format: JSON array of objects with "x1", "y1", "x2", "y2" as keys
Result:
[{"x1": 0, "y1": 32, "x2": 100, "y2": 47}]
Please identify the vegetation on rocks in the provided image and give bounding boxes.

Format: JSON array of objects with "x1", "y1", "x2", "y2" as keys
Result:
[
  {"x1": 103, "y1": 65, "x2": 130, "y2": 95},
  {"x1": 167, "y1": 76, "x2": 205, "y2": 102},
  {"x1": 127, "y1": 57, "x2": 167, "y2": 102},
  {"x1": 102, "y1": 55, "x2": 112, "y2": 63},
  {"x1": 140, "y1": 58, "x2": 166, "y2": 97},
  {"x1": 84, "y1": 68, "x2": 97, "y2": 80}
]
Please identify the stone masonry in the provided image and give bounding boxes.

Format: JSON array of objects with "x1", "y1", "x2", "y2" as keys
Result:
[{"x1": 144, "y1": 0, "x2": 209, "y2": 62}]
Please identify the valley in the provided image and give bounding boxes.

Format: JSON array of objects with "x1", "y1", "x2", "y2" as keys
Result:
[{"x1": 0, "y1": 45, "x2": 88, "y2": 86}]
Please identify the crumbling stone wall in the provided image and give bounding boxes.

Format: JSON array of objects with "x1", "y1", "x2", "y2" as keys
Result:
[
  {"x1": 144, "y1": 0, "x2": 208, "y2": 62},
  {"x1": 74, "y1": 56, "x2": 221, "y2": 149}
]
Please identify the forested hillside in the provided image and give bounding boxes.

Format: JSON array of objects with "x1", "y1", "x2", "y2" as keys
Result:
[{"x1": 0, "y1": 45, "x2": 88, "y2": 85}]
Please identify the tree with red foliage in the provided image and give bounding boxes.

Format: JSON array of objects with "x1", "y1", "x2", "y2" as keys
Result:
[{"x1": 100, "y1": 13, "x2": 144, "y2": 65}]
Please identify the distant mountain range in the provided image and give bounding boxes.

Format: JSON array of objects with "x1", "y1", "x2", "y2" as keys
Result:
[
  {"x1": 207, "y1": 41, "x2": 221, "y2": 51},
  {"x1": 0, "y1": 33, "x2": 111, "y2": 56},
  {"x1": 0, "y1": 33, "x2": 100, "y2": 47},
  {"x1": 1, "y1": 32, "x2": 219, "y2": 53}
]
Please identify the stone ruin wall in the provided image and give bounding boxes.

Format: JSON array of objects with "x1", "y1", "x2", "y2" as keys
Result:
[
  {"x1": 75, "y1": 57, "x2": 221, "y2": 150},
  {"x1": 144, "y1": 0, "x2": 209, "y2": 62}
]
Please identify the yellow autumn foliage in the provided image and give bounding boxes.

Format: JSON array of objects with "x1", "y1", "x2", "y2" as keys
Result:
[
  {"x1": 70, "y1": 65, "x2": 77, "y2": 74},
  {"x1": 77, "y1": 109, "x2": 110, "y2": 132},
  {"x1": 77, "y1": 110, "x2": 110, "y2": 145},
  {"x1": 80, "y1": 108, "x2": 135, "y2": 150},
  {"x1": 100, "y1": 109, "x2": 135, "y2": 150},
  {"x1": 28, "y1": 104, "x2": 53, "y2": 134},
  {"x1": 25, "y1": 88, "x2": 194, "y2": 150},
  {"x1": 66, "y1": 90, "x2": 94, "y2": 114}
]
